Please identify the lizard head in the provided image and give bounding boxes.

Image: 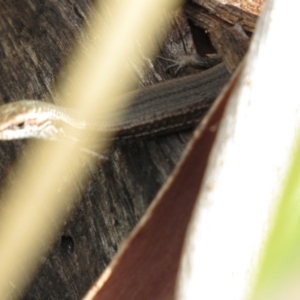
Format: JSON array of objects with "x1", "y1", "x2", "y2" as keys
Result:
[{"x1": 0, "y1": 100, "x2": 60, "y2": 140}]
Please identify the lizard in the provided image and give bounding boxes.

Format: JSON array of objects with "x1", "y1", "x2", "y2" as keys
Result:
[
  {"x1": 0, "y1": 23, "x2": 248, "y2": 143},
  {"x1": 0, "y1": 62, "x2": 229, "y2": 142}
]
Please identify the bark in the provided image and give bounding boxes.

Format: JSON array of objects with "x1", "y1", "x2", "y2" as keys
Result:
[
  {"x1": 0, "y1": 0, "x2": 261, "y2": 298},
  {"x1": 0, "y1": 1, "x2": 198, "y2": 299}
]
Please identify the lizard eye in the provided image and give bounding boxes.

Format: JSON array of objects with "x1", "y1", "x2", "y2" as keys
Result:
[{"x1": 13, "y1": 121, "x2": 25, "y2": 129}]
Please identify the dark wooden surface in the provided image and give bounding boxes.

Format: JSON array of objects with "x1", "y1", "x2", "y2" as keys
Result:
[{"x1": 0, "y1": 1, "x2": 207, "y2": 299}]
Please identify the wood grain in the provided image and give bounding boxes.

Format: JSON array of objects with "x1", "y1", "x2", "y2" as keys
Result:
[
  {"x1": 0, "y1": 1, "x2": 259, "y2": 299},
  {"x1": 186, "y1": 0, "x2": 263, "y2": 32},
  {"x1": 0, "y1": 2, "x2": 196, "y2": 299}
]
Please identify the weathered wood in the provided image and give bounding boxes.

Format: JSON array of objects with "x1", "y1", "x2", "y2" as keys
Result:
[
  {"x1": 0, "y1": 1, "x2": 262, "y2": 298},
  {"x1": 0, "y1": 2, "x2": 198, "y2": 299},
  {"x1": 186, "y1": 0, "x2": 262, "y2": 32},
  {"x1": 209, "y1": 23, "x2": 250, "y2": 73}
]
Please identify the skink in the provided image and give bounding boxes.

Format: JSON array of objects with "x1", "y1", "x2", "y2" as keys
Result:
[{"x1": 0, "y1": 63, "x2": 229, "y2": 141}]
